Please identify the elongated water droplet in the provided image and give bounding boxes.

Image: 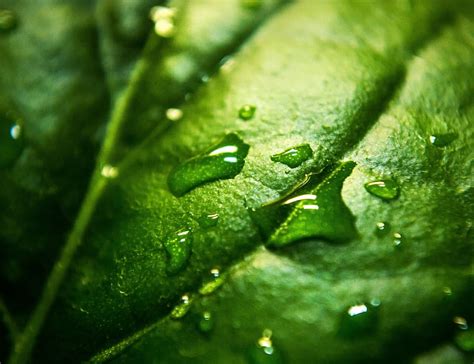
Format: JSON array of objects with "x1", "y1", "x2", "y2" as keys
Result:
[
  {"x1": 375, "y1": 221, "x2": 390, "y2": 237},
  {"x1": 198, "y1": 213, "x2": 219, "y2": 228},
  {"x1": 338, "y1": 300, "x2": 380, "y2": 338},
  {"x1": 164, "y1": 228, "x2": 192, "y2": 275},
  {"x1": 270, "y1": 144, "x2": 313, "y2": 168},
  {"x1": 150, "y1": 6, "x2": 176, "y2": 38},
  {"x1": 453, "y1": 316, "x2": 469, "y2": 330},
  {"x1": 248, "y1": 329, "x2": 283, "y2": 364},
  {"x1": 199, "y1": 268, "x2": 225, "y2": 295},
  {"x1": 166, "y1": 108, "x2": 183, "y2": 121},
  {"x1": 364, "y1": 179, "x2": 399, "y2": 200},
  {"x1": 1, "y1": 110, "x2": 23, "y2": 167},
  {"x1": 0, "y1": 9, "x2": 17, "y2": 33},
  {"x1": 238, "y1": 104, "x2": 256, "y2": 120},
  {"x1": 393, "y1": 232, "x2": 403, "y2": 248},
  {"x1": 171, "y1": 294, "x2": 192, "y2": 319},
  {"x1": 101, "y1": 164, "x2": 119, "y2": 179},
  {"x1": 251, "y1": 162, "x2": 357, "y2": 247},
  {"x1": 168, "y1": 133, "x2": 250, "y2": 197},
  {"x1": 197, "y1": 311, "x2": 214, "y2": 334},
  {"x1": 429, "y1": 133, "x2": 457, "y2": 147}
]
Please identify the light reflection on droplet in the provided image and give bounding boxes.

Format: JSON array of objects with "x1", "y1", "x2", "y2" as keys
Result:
[
  {"x1": 166, "y1": 108, "x2": 183, "y2": 121},
  {"x1": 348, "y1": 304, "x2": 368, "y2": 316},
  {"x1": 101, "y1": 164, "x2": 119, "y2": 179},
  {"x1": 150, "y1": 6, "x2": 176, "y2": 38},
  {"x1": 453, "y1": 316, "x2": 469, "y2": 330}
]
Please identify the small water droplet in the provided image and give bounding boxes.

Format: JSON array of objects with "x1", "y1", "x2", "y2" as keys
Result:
[
  {"x1": 170, "y1": 294, "x2": 192, "y2": 319},
  {"x1": 219, "y1": 56, "x2": 236, "y2": 73},
  {"x1": 1, "y1": 110, "x2": 24, "y2": 167},
  {"x1": 270, "y1": 144, "x2": 313, "y2": 168},
  {"x1": 199, "y1": 268, "x2": 225, "y2": 295},
  {"x1": 166, "y1": 108, "x2": 183, "y2": 121},
  {"x1": 0, "y1": 9, "x2": 17, "y2": 33},
  {"x1": 197, "y1": 311, "x2": 214, "y2": 333},
  {"x1": 248, "y1": 329, "x2": 283, "y2": 364},
  {"x1": 198, "y1": 213, "x2": 219, "y2": 228},
  {"x1": 443, "y1": 287, "x2": 452, "y2": 296},
  {"x1": 364, "y1": 179, "x2": 400, "y2": 200},
  {"x1": 101, "y1": 164, "x2": 119, "y2": 179},
  {"x1": 375, "y1": 221, "x2": 390, "y2": 237},
  {"x1": 167, "y1": 133, "x2": 250, "y2": 197},
  {"x1": 339, "y1": 301, "x2": 380, "y2": 338},
  {"x1": 429, "y1": 133, "x2": 457, "y2": 147},
  {"x1": 393, "y1": 232, "x2": 403, "y2": 248},
  {"x1": 150, "y1": 6, "x2": 176, "y2": 38},
  {"x1": 164, "y1": 228, "x2": 192, "y2": 275},
  {"x1": 238, "y1": 104, "x2": 256, "y2": 120},
  {"x1": 453, "y1": 316, "x2": 469, "y2": 330},
  {"x1": 251, "y1": 162, "x2": 357, "y2": 247}
]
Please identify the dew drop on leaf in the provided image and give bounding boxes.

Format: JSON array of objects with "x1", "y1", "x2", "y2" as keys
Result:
[
  {"x1": 198, "y1": 213, "x2": 219, "y2": 228},
  {"x1": 374, "y1": 221, "x2": 390, "y2": 237},
  {"x1": 101, "y1": 164, "x2": 119, "y2": 179},
  {"x1": 247, "y1": 329, "x2": 284, "y2": 364},
  {"x1": 270, "y1": 144, "x2": 313, "y2": 168},
  {"x1": 0, "y1": 9, "x2": 17, "y2": 33},
  {"x1": 199, "y1": 267, "x2": 225, "y2": 295},
  {"x1": 252, "y1": 162, "x2": 357, "y2": 247},
  {"x1": 150, "y1": 6, "x2": 176, "y2": 38},
  {"x1": 167, "y1": 133, "x2": 250, "y2": 196},
  {"x1": 170, "y1": 294, "x2": 192, "y2": 319},
  {"x1": 164, "y1": 228, "x2": 192, "y2": 275},
  {"x1": 364, "y1": 179, "x2": 400, "y2": 200},
  {"x1": 429, "y1": 132, "x2": 457, "y2": 147},
  {"x1": 0, "y1": 110, "x2": 23, "y2": 167},
  {"x1": 393, "y1": 232, "x2": 403, "y2": 248},
  {"x1": 238, "y1": 104, "x2": 256, "y2": 120},
  {"x1": 338, "y1": 301, "x2": 380, "y2": 339},
  {"x1": 197, "y1": 311, "x2": 214, "y2": 334},
  {"x1": 453, "y1": 316, "x2": 469, "y2": 330},
  {"x1": 166, "y1": 108, "x2": 183, "y2": 121}
]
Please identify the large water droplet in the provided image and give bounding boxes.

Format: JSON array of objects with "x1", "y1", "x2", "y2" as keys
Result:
[
  {"x1": 198, "y1": 213, "x2": 219, "y2": 228},
  {"x1": 374, "y1": 221, "x2": 390, "y2": 237},
  {"x1": 1, "y1": 110, "x2": 23, "y2": 167},
  {"x1": 199, "y1": 268, "x2": 225, "y2": 295},
  {"x1": 101, "y1": 164, "x2": 119, "y2": 179},
  {"x1": 247, "y1": 329, "x2": 283, "y2": 364},
  {"x1": 170, "y1": 294, "x2": 192, "y2": 319},
  {"x1": 251, "y1": 162, "x2": 357, "y2": 247},
  {"x1": 238, "y1": 104, "x2": 256, "y2": 120},
  {"x1": 197, "y1": 311, "x2": 214, "y2": 334},
  {"x1": 0, "y1": 9, "x2": 17, "y2": 33},
  {"x1": 168, "y1": 133, "x2": 250, "y2": 197},
  {"x1": 429, "y1": 133, "x2": 457, "y2": 147},
  {"x1": 364, "y1": 179, "x2": 400, "y2": 200},
  {"x1": 270, "y1": 144, "x2": 313, "y2": 168},
  {"x1": 150, "y1": 6, "x2": 176, "y2": 38},
  {"x1": 338, "y1": 301, "x2": 380, "y2": 338},
  {"x1": 164, "y1": 228, "x2": 192, "y2": 275},
  {"x1": 166, "y1": 108, "x2": 183, "y2": 121}
]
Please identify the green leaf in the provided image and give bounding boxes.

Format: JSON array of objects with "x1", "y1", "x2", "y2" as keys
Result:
[{"x1": 3, "y1": 0, "x2": 474, "y2": 363}]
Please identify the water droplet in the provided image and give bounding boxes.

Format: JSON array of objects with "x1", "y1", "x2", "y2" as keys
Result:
[
  {"x1": 338, "y1": 301, "x2": 380, "y2": 338},
  {"x1": 166, "y1": 108, "x2": 183, "y2": 121},
  {"x1": 197, "y1": 311, "x2": 214, "y2": 333},
  {"x1": 164, "y1": 228, "x2": 192, "y2": 275},
  {"x1": 393, "y1": 232, "x2": 403, "y2": 248},
  {"x1": 270, "y1": 144, "x2": 313, "y2": 168},
  {"x1": 375, "y1": 221, "x2": 390, "y2": 237},
  {"x1": 0, "y1": 9, "x2": 17, "y2": 33},
  {"x1": 248, "y1": 329, "x2": 283, "y2": 364},
  {"x1": 199, "y1": 268, "x2": 225, "y2": 295},
  {"x1": 443, "y1": 287, "x2": 452, "y2": 296},
  {"x1": 219, "y1": 56, "x2": 236, "y2": 73},
  {"x1": 198, "y1": 213, "x2": 219, "y2": 228},
  {"x1": 0, "y1": 110, "x2": 24, "y2": 167},
  {"x1": 453, "y1": 316, "x2": 469, "y2": 330},
  {"x1": 251, "y1": 162, "x2": 357, "y2": 247},
  {"x1": 170, "y1": 294, "x2": 192, "y2": 319},
  {"x1": 364, "y1": 179, "x2": 400, "y2": 200},
  {"x1": 150, "y1": 6, "x2": 176, "y2": 38},
  {"x1": 429, "y1": 133, "x2": 457, "y2": 147},
  {"x1": 101, "y1": 164, "x2": 119, "y2": 179},
  {"x1": 238, "y1": 105, "x2": 256, "y2": 120},
  {"x1": 168, "y1": 133, "x2": 250, "y2": 197}
]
